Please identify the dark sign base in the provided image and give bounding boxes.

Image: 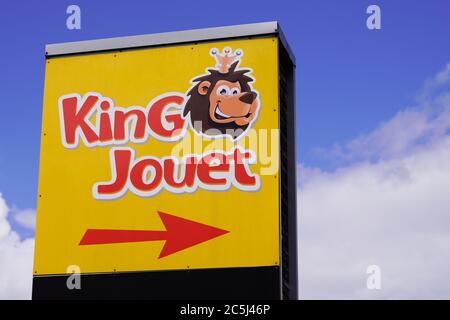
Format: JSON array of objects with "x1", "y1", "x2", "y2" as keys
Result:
[{"x1": 32, "y1": 266, "x2": 280, "y2": 300}]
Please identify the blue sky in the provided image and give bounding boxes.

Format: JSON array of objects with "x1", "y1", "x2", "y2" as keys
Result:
[{"x1": 0, "y1": 0, "x2": 448, "y2": 211}]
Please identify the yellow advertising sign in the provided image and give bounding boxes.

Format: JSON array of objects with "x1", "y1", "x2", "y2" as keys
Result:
[{"x1": 34, "y1": 37, "x2": 280, "y2": 275}]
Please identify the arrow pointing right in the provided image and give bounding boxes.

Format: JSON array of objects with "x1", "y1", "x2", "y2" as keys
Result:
[{"x1": 79, "y1": 211, "x2": 230, "y2": 258}]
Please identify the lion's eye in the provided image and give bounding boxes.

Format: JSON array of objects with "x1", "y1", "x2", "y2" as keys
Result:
[
  {"x1": 217, "y1": 85, "x2": 231, "y2": 96},
  {"x1": 231, "y1": 88, "x2": 240, "y2": 95}
]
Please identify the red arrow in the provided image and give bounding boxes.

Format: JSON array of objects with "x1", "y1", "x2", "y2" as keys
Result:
[{"x1": 79, "y1": 211, "x2": 229, "y2": 258}]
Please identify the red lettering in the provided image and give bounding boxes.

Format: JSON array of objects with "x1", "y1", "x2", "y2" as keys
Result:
[
  {"x1": 60, "y1": 93, "x2": 188, "y2": 147},
  {"x1": 114, "y1": 109, "x2": 147, "y2": 141},
  {"x1": 163, "y1": 157, "x2": 197, "y2": 188},
  {"x1": 148, "y1": 95, "x2": 185, "y2": 139},
  {"x1": 130, "y1": 158, "x2": 163, "y2": 192},
  {"x1": 198, "y1": 153, "x2": 229, "y2": 185},
  {"x1": 232, "y1": 149, "x2": 256, "y2": 186},
  {"x1": 93, "y1": 147, "x2": 259, "y2": 199},
  {"x1": 95, "y1": 149, "x2": 132, "y2": 195},
  {"x1": 60, "y1": 95, "x2": 99, "y2": 146},
  {"x1": 99, "y1": 101, "x2": 113, "y2": 142}
]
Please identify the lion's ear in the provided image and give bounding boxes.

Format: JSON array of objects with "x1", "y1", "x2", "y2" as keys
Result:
[{"x1": 198, "y1": 81, "x2": 211, "y2": 95}]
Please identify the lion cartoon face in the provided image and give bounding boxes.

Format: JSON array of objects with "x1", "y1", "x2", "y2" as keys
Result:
[{"x1": 183, "y1": 47, "x2": 260, "y2": 140}]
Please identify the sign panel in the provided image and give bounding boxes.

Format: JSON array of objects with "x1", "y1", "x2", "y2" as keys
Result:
[{"x1": 34, "y1": 37, "x2": 280, "y2": 275}]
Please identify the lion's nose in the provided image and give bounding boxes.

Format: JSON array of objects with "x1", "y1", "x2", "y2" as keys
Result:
[{"x1": 239, "y1": 92, "x2": 257, "y2": 104}]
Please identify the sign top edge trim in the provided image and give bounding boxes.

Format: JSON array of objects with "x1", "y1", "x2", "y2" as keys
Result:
[{"x1": 45, "y1": 21, "x2": 294, "y2": 64}]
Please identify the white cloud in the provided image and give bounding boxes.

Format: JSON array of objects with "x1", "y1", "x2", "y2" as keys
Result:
[
  {"x1": 0, "y1": 196, "x2": 11, "y2": 239},
  {"x1": 11, "y1": 207, "x2": 36, "y2": 231},
  {"x1": 435, "y1": 63, "x2": 450, "y2": 84},
  {"x1": 319, "y1": 65, "x2": 450, "y2": 166},
  {"x1": 0, "y1": 194, "x2": 34, "y2": 300},
  {"x1": 298, "y1": 63, "x2": 450, "y2": 299},
  {"x1": 323, "y1": 97, "x2": 450, "y2": 165},
  {"x1": 420, "y1": 62, "x2": 450, "y2": 101}
]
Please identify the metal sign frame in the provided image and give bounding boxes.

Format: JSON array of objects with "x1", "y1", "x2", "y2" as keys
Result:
[{"x1": 33, "y1": 21, "x2": 297, "y2": 300}]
